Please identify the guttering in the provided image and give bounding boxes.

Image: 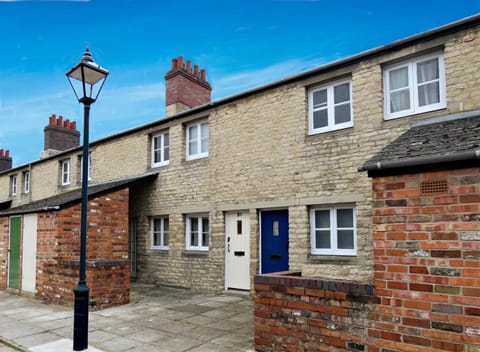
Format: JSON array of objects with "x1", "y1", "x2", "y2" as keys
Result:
[{"x1": 359, "y1": 149, "x2": 480, "y2": 172}]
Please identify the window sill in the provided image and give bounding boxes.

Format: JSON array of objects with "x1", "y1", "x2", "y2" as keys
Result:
[
  {"x1": 182, "y1": 250, "x2": 209, "y2": 258},
  {"x1": 151, "y1": 162, "x2": 169, "y2": 168},
  {"x1": 150, "y1": 248, "x2": 169, "y2": 255},
  {"x1": 308, "y1": 254, "x2": 358, "y2": 265}
]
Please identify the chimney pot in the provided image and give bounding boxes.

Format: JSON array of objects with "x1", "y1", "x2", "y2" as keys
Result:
[
  {"x1": 49, "y1": 115, "x2": 55, "y2": 125},
  {"x1": 194, "y1": 65, "x2": 199, "y2": 78},
  {"x1": 0, "y1": 149, "x2": 3, "y2": 157},
  {"x1": 71, "y1": 121, "x2": 77, "y2": 130},
  {"x1": 64, "y1": 119, "x2": 70, "y2": 129},
  {"x1": 186, "y1": 60, "x2": 192, "y2": 74},
  {"x1": 5, "y1": 150, "x2": 9, "y2": 157},
  {"x1": 177, "y1": 56, "x2": 184, "y2": 69},
  {"x1": 200, "y1": 69, "x2": 206, "y2": 82},
  {"x1": 172, "y1": 58, "x2": 177, "y2": 69}
]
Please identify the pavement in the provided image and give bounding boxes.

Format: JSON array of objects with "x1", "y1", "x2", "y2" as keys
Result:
[{"x1": 0, "y1": 283, "x2": 255, "y2": 352}]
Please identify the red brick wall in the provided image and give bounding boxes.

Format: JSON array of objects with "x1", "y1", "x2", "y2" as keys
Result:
[
  {"x1": 0, "y1": 217, "x2": 8, "y2": 289},
  {"x1": 371, "y1": 168, "x2": 480, "y2": 351},
  {"x1": 254, "y1": 272, "x2": 377, "y2": 352},
  {"x1": 36, "y1": 188, "x2": 130, "y2": 309}
]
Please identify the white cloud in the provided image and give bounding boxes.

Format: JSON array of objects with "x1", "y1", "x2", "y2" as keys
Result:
[{"x1": 212, "y1": 57, "x2": 327, "y2": 99}]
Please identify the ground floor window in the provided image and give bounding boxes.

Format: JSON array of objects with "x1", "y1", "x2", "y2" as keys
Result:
[
  {"x1": 151, "y1": 216, "x2": 169, "y2": 250},
  {"x1": 310, "y1": 206, "x2": 356, "y2": 255},
  {"x1": 186, "y1": 214, "x2": 209, "y2": 251}
]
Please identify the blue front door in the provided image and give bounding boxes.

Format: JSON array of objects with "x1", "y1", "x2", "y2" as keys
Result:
[{"x1": 261, "y1": 210, "x2": 289, "y2": 274}]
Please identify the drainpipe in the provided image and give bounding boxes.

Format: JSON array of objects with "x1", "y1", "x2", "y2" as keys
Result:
[{"x1": 359, "y1": 150, "x2": 480, "y2": 172}]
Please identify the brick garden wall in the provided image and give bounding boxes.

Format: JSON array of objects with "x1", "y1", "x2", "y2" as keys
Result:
[
  {"x1": 36, "y1": 188, "x2": 130, "y2": 309},
  {"x1": 255, "y1": 167, "x2": 480, "y2": 351},
  {"x1": 254, "y1": 272, "x2": 377, "y2": 352},
  {"x1": 371, "y1": 168, "x2": 480, "y2": 351}
]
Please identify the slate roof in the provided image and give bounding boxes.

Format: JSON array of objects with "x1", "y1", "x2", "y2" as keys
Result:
[
  {"x1": 360, "y1": 113, "x2": 480, "y2": 173},
  {"x1": 0, "y1": 172, "x2": 158, "y2": 216}
]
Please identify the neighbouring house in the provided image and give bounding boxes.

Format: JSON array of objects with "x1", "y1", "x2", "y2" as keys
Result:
[
  {"x1": 0, "y1": 15, "x2": 479, "y2": 308},
  {"x1": 253, "y1": 92, "x2": 480, "y2": 352}
]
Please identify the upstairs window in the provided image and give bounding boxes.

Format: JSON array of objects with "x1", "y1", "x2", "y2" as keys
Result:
[
  {"x1": 151, "y1": 131, "x2": 169, "y2": 167},
  {"x1": 186, "y1": 120, "x2": 208, "y2": 160},
  {"x1": 151, "y1": 216, "x2": 169, "y2": 250},
  {"x1": 384, "y1": 52, "x2": 445, "y2": 120},
  {"x1": 310, "y1": 207, "x2": 356, "y2": 256},
  {"x1": 80, "y1": 153, "x2": 92, "y2": 182},
  {"x1": 308, "y1": 79, "x2": 353, "y2": 134},
  {"x1": 61, "y1": 159, "x2": 71, "y2": 186},
  {"x1": 23, "y1": 171, "x2": 30, "y2": 193},
  {"x1": 10, "y1": 175, "x2": 17, "y2": 196},
  {"x1": 186, "y1": 214, "x2": 209, "y2": 251}
]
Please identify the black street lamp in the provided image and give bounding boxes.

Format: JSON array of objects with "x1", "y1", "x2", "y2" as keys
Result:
[{"x1": 66, "y1": 48, "x2": 108, "y2": 351}]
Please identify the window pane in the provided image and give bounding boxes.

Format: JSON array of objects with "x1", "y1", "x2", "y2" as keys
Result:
[
  {"x1": 418, "y1": 82, "x2": 440, "y2": 106},
  {"x1": 154, "y1": 233, "x2": 160, "y2": 246},
  {"x1": 313, "y1": 89, "x2": 327, "y2": 108},
  {"x1": 163, "y1": 146, "x2": 169, "y2": 161},
  {"x1": 334, "y1": 83, "x2": 350, "y2": 104},
  {"x1": 417, "y1": 58, "x2": 439, "y2": 83},
  {"x1": 334, "y1": 104, "x2": 351, "y2": 124},
  {"x1": 337, "y1": 209, "x2": 353, "y2": 227},
  {"x1": 164, "y1": 231, "x2": 169, "y2": 246},
  {"x1": 315, "y1": 230, "x2": 331, "y2": 248},
  {"x1": 390, "y1": 90, "x2": 410, "y2": 113},
  {"x1": 202, "y1": 218, "x2": 209, "y2": 247},
  {"x1": 189, "y1": 125, "x2": 197, "y2": 142},
  {"x1": 313, "y1": 110, "x2": 328, "y2": 129},
  {"x1": 191, "y1": 218, "x2": 199, "y2": 246},
  {"x1": 201, "y1": 138, "x2": 208, "y2": 154},
  {"x1": 201, "y1": 123, "x2": 208, "y2": 139},
  {"x1": 389, "y1": 67, "x2": 409, "y2": 90},
  {"x1": 338, "y1": 230, "x2": 354, "y2": 249},
  {"x1": 189, "y1": 141, "x2": 197, "y2": 155},
  {"x1": 153, "y1": 136, "x2": 160, "y2": 150},
  {"x1": 164, "y1": 133, "x2": 169, "y2": 148},
  {"x1": 315, "y1": 210, "x2": 330, "y2": 228},
  {"x1": 154, "y1": 219, "x2": 161, "y2": 232}
]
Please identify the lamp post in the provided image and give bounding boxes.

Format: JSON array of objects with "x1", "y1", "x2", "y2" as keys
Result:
[{"x1": 66, "y1": 48, "x2": 108, "y2": 351}]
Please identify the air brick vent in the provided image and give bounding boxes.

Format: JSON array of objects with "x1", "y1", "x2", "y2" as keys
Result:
[{"x1": 421, "y1": 179, "x2": 448, "y2": 194}]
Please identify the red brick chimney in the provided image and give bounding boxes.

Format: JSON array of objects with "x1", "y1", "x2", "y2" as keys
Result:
[
  {"x1": 165, "y1": 56, "x2": 212, "y2": 117},
  {"x1": 0, "y1": 149, "x2": 12, "y2": 172},
  {"x1": 42, "y1": 114, "x2": 80, "y2": 158}
]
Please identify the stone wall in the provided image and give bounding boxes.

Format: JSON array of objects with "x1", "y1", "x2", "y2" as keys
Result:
[
  {"x1": 371, "y1": 167, "x2": 480, "y2": 351},
  {"x1": 254, "y1": 272, "x2": 377, "y2": 352},
  {"x1": 35, "y1": 188, "x2": 130, "y2": 309},
  {"x1": 0, "y1": 24, "x2": 480, "y2": 293}
]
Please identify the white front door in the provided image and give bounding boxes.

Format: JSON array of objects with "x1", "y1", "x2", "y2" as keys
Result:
[
  {"x1": 225, "y1": 211, "x2": 250, "y2": 290},
  {"x1": 22, "y1": 214, "x2": 37, "y2": 293}
]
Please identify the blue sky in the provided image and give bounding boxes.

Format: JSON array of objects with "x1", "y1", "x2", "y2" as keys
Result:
[{"x1": 0, "y1": 0, "x2": 478, "y2": 166}]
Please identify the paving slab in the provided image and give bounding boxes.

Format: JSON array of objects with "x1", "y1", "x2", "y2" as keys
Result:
[{"x1": 0, "y1": 284, "x2": 254, "y2": 352}]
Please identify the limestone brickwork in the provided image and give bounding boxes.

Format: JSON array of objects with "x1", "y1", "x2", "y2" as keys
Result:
[{"x1": 1, "y1": 19, "x2": 480, "y2": 294}]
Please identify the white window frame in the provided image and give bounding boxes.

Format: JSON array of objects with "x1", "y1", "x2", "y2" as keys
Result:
[
  {"x1": 384, "y1": 51, "x2": 446, "y2": 120},
  {"x1": 308, "y1": 79, "x2": 353, "y2": 135},
  {"x1": 310, "y1": 206, "x2": 357, "y2": 256},
  {"x1": 23, "y1": 171, "x2": 30, "y2": 193},
  {"x1": 61, "y1": 159, "x2": 71, "y2": 186},
  {"x1": 11, "y1": 175, "x2": 17, "y2": 196},
  {"x1": 151, "y1": 216, "x2": 169, "y2": 250},
  {"x1": 80, "y1": 153, "x2": 92, "y2": 181},
  {"x1": 186, "y1": 120, "x2": 209, "y2": 161},
  {"x1": 151, "y1": 131, "x2": 169, "y2": 167},
  {"x1": 185, "y1": 214, "x2": 209, "y2": 251}
]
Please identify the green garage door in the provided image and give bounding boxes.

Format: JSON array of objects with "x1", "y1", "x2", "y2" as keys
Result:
[{"x1": 8, "y1": 217, "x2": 21, "y2": 289}]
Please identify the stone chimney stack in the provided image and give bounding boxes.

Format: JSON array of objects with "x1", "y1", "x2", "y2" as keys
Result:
[
  {"x1": 165, "y1": 56, "x2": 212, "y2": 117},
  {"x1": 0, "y1": 149, "x2": 12, "y2": 172},
  {"x1": 42, "y1": 114, "x2": 80, "y2": 158}
]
